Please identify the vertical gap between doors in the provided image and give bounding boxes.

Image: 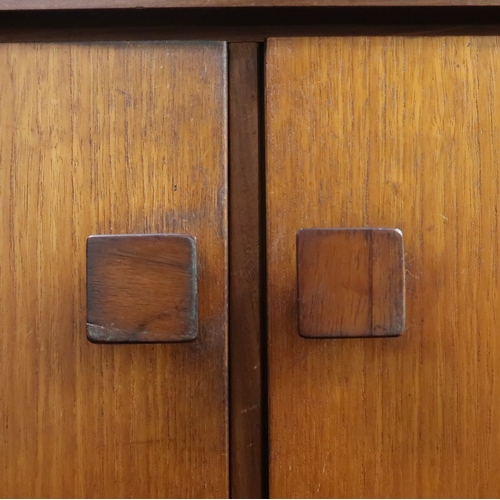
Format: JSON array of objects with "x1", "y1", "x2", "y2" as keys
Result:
[
  {"x1": 228, "y1": 42, "x2": 269, "y2": 499},
  {"x1": 257, "y1": 41, "x2": 270, "y2": 500}
]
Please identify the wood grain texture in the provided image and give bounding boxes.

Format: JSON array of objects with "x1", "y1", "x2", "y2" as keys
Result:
[
  {"x1": 87, "y1": 234, "x2": 198, "y2": 343},
  {"x1": 0, "y1": 41, "x2": 228, "y2": 498},
  {"x1": 228, "y1": 43, "x2": 265, "y2": 498},
  {"x1": 297, "y1": 228, "x2": 404, "y2": 338},
  {"x1": 1, "y1": 0, "x2": 500, "y2": 8},
  {"x1": 266, "y1": 37, "x2": 500, "y2": 497}
]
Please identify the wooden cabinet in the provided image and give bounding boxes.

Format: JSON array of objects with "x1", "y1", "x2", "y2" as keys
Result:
[
  {"x1": 266, "y1": 36, "x2": 500, "y2": 498},
  {"x1": 0, "y1": 41, "x2": 228, "y2": 498},
  {"x1": 2, "y1": 18, "x2": 500, "y2": 499}
]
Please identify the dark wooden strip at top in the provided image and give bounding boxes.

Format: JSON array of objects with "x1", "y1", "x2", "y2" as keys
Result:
[{"x1": 1, "y1": 0, "x2": 500, "y2": 9}]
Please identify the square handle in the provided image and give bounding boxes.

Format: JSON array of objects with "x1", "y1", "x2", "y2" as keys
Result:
[
  {"x1": 297, "y1": 228, "x2": 405, "y2": 338},
  {"x1": 87, "y1": 234, "x2": 198, "y2": 343}
]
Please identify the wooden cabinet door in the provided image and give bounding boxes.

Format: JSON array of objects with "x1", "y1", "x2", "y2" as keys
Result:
[
  {"x1": 266, "y1": 37, "x2": 500, "y2": 498},
  {"x1": 0, "y1": 42, "x2": 228, "y2": 498}
]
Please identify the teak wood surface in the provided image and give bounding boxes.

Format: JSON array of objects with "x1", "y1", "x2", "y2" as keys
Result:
[
  {"x1": 266, "y1": 36, "x2": 500, "y2": 497},
  {"x1": 0, "y1": 41, "x2": 228, "y2": 497}
]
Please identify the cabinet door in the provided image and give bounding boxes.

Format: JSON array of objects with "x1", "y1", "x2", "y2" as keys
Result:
[
  {"x1": 0, "y1": 42, "x2": 228, "y2": 498},
  {"x1": 266, "y1": 37, "x2": 500, "y2": 498}
]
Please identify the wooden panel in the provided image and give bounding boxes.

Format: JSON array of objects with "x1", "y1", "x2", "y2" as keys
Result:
[
  {"x1": 266, "y1": 37, "x2": 500, "y2": 497},
  {"x1": 1, "y1": 0, "x2": 500, "y2": 9},
  {"x1": 0, "y1": 42, "x2": 228, "y2": 498},
  {"x1": 228, "y1": 43, "x2": 265, "y2": 498},
  {"x1": 87, "y1": 234, "x2": 198, "y2": 343},
  {"x1": 297, "y1": 228, "x2": 404, "y2": 338}
]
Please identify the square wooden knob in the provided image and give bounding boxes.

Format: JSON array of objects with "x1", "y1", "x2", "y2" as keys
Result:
[
  {"x1": 87, "y1": 234, "x2": 198, "y2": 343},
  {"x1": 297, "y1": 228, "x2": 405, "y2": 338}
]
